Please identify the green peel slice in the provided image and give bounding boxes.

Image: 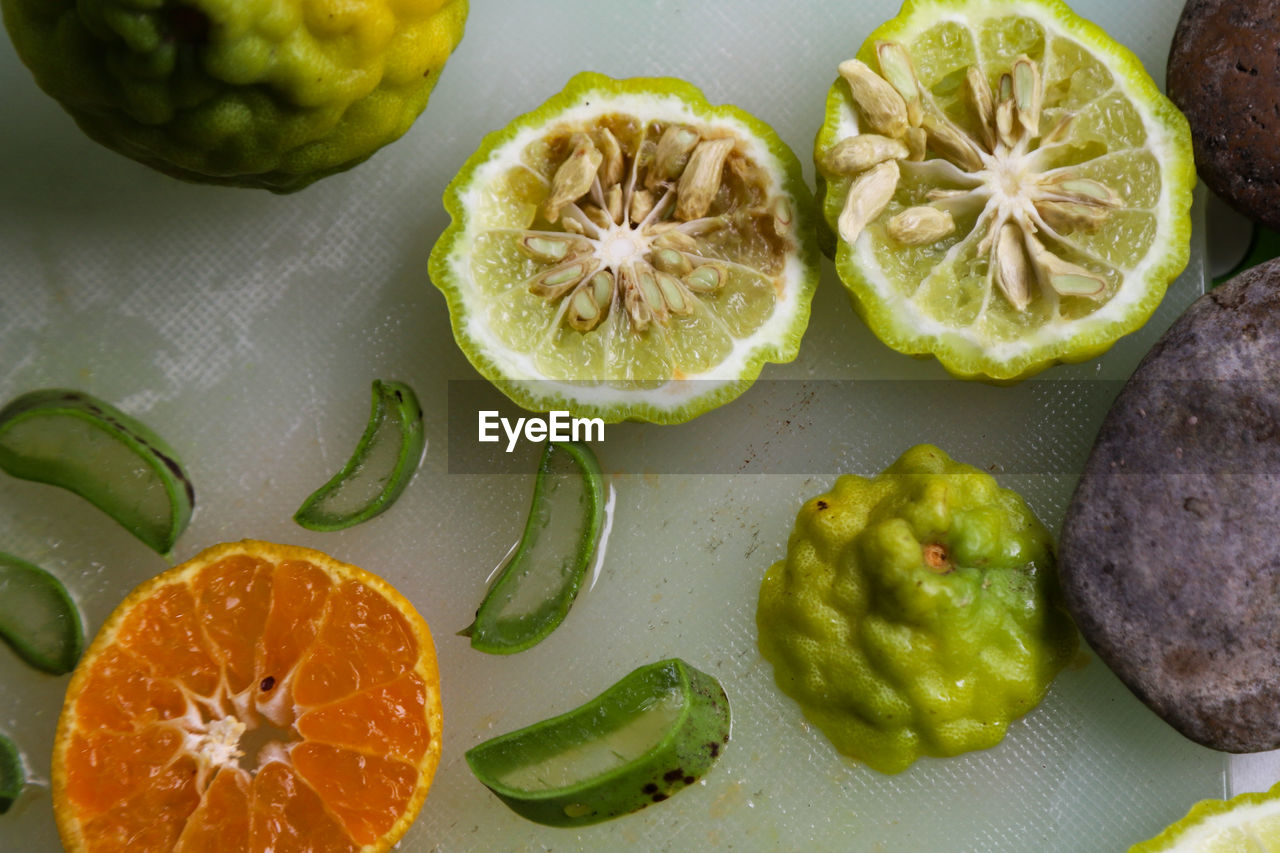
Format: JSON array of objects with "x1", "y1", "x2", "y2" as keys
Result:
[
  {"x1": 0, "y1": 734, "x2": 21, "y2": 815},
  {"x1": 0, "y1": 552, "x2": 84, "y2": 675},
  {"x1": 465, "y1": 658, "x2": 730, "y2": 827},
  {"x1": 294, "y1": 380, "x2": 426, "y2": 531},
  {"x1": 0, "y1": 389, "x2": 194, "y2": 555},
  {"x1": 462, "y1": 440, "x2": 604, "y2": 654}
]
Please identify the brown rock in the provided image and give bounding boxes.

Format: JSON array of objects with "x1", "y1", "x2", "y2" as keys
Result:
[
  {"x1": 1167, "y1": 0, "x2": 1280, "y2": 230},
  {"x1": 1058, "y1": 259, "x2": 1280, "y2": 752}
]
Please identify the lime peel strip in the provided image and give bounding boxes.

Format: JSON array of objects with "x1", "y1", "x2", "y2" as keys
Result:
[
  {"x1": 464, "y1": 658, "x2": 730, "y2": 827},
  {"x1": 0, "y1": 552, "x2": 84, "y2": 676},
  {"x1": 462, "y1": 440, "x2": 605, "y2": 655},
  {"x1": 293, "y1": 379, "x2": 426, "y2": 532},
  {"x1": 0, "y1": 733, "x2": 22, "y2": 815},
  {"x1": 0, "y1": 388, "x2": 194, "y2": 555}
]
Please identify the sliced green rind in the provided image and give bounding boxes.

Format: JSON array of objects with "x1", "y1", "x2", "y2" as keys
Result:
[
  {"x1": 1129, "y1": 782, "x2": 1280, "y2": 852},
  {"x1": 429, "y1": 70, "x2": 820, "y2": 424},
  {"x1": 814, "y1": 0, "x2": 1195, "y2": 382},
  {"x1": 0, "y1": 734, "x2": 21, "y2": 815},
  {"x1": 463, "y1": 440, "x2": 604, "y2": 654},
  {"x1": 0, "y1": 389, "x2": 194, "y2": 555},
  {"x1": 0, "y1": 552, "x2": 84, "y2": 675},
  {"x1": 294, "y1": 380, "x2": 426, "y2": 531},
  {"x1": 465, "y1": 658, "x2": 730, "y2": 827}
]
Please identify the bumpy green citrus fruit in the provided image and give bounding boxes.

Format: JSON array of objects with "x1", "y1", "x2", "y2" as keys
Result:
[
  {"x1": 2, "y1": 0, "x2": 467, "y2": 191},
  {"x1": 757, "y1": 444, "x2": 1077, "y2": 774},
  {"x1": 429, "y1": 71, "x2": 819, "y2": 424},
  {"x1": 814, "y1": 0, "x2": 1194, "y2": 381}
]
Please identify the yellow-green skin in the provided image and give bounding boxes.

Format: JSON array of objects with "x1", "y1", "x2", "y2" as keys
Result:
[
  {"x1": 757, "y1": 444, "x2": 1077, "y2": 774},
  {"x1": 1129, "y1": 782, "x2": 1280, "y2": 852},
  {"x1": 2, "y1": 0, "x2": 467, "y2": 191}
]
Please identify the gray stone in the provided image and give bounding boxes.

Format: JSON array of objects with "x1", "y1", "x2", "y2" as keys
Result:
[
  {"x1": 1168, "y1": 0, "x2": 1280, "y2": 230},
  {"x1": 1059, "y1": 259, "x2": 1280, "y2": 752}
]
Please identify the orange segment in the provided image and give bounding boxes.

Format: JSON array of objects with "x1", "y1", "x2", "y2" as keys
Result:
[
  {"x1": 296, "y1": 672, "x2": 432, "y2": 761},
  {"x1": 292, "y1": 579, "x2": 419, "y2": 707},
  {"x1": 52, "y1": 540, "x2": 442, "y2": 853},
  {"x1": 249, "y1": 762, "x2": 357, "y2": 853},
  {"x1": 72, "y1": 646, "x2": 187, "y2": 733},
  {"x1": 254, "y1": 558, "x2": 334, "y2": 723},
  {"x1": 291, "y1": 743, "x2": 421, "y2": 847},
  {"x1": 194, "y1": 555, "x2": 273, "y2": 694},
  {"x1": 81, "y1": 756, "x2": 201, "y2": 852},
  {"x1": 115, "y1": 583, "x2": 222, "y2": 696},
  {"x1": 63, "y1": 727, "x2": 185, "y2": 820},
  {"x1": 175, "y1": 769, "x2": 250, "y2": 852}
]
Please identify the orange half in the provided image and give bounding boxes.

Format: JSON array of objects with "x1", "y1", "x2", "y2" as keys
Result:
[{"x1": 52, "y1": 540, "x2": 442, "y2": 853}]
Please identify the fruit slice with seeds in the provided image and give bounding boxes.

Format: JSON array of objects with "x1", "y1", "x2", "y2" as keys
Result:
[
  {"x1": 294, "y1": 380, "x2": 426, "y2": 531},
  {"x1": 465, "y1": 658, "x2": 730, "y2": 827},
  {"x1": 430, "y1": 72, "x2": 819, "y2": 424},
  {"x1": 0, "y1": 389, "x2": 194, "y2": 555},
  {"x1": 51, "y1": 540, "x2": 441, "y2": 852},
  {"x1": 815, "y1": 0, "x2": 1194, "y2": 381},
  {"x1": 0, "y1": 552, "x2": 84, "y2": 675}
]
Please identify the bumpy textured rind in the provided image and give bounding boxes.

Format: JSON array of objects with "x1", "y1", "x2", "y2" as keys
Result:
[
  {"x1": 2, "y1": 0, "x2": 468, "y2": 191},
  {"x1": 428, "y1": 71, "x2": 820, "y2": 425},
  {"x1": 757, "y1": 444, "x2": 1077, "y2": 774},
  {"x1": 814, "y1": 0, "x2": 1195, "y2": 382}
]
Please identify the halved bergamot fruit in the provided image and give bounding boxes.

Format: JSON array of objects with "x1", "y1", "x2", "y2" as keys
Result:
[
  {"x1": 429, "y1": 72, "x2": 819, "y2": 424},
  {"x1": 815, "y1": 0, "x2": 1194, "y2": 382}
]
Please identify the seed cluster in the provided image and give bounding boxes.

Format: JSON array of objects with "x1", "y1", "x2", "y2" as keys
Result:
[
  {"x1": 517, "y1": 119, "x2": 793, "y2": 333},
  {"x1": 826, "y1": 42, "x2": 1123, "y2": 312}
]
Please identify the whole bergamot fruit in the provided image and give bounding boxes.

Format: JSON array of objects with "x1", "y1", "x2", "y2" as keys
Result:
[
  {"x1": 2, "y1": 0, "x2": 468, "y2": 191},
  {"x1": 756, "y1": 444, "x2": 1077, "y2": 774}
]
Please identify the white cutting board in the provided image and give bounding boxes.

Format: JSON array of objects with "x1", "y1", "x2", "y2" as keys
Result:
[{"x1": 0, "y1": 0, "x2": 1250, "y2": 850}]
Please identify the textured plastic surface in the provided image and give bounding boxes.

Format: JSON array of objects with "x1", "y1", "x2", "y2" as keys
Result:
[{"x1": 0, "y1": 0, "x2": 1248, "y2": 850}]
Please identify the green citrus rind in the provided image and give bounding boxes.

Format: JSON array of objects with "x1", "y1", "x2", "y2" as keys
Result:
[
  {"x1": 2, "y1": 0, "x2": 468, "y2": 191},
  {"x1": 0, "y1": 389, "x2": 194, "y2": 556},
  {"x1": 1129, "y1": 782, "x2": 1280, "y2": 852},
  {"x1": 461, "y1": 440, "x2": 605, "y2": 655},
  {"x1": 0, "y1": 551, "x2": 84, "y2": 676},
  {"x1": 293, "y1": 379, "x2": 426, "y2": 531},
  {"x1": 0, "y1": 733, "x2": 22, "y2": 815},
  {"x1": 815, "y1": 0, "x2": 1195, "y2": 382},
  {"x1": 429, "y1": 71, "x2": 820, "y2": 424}
]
